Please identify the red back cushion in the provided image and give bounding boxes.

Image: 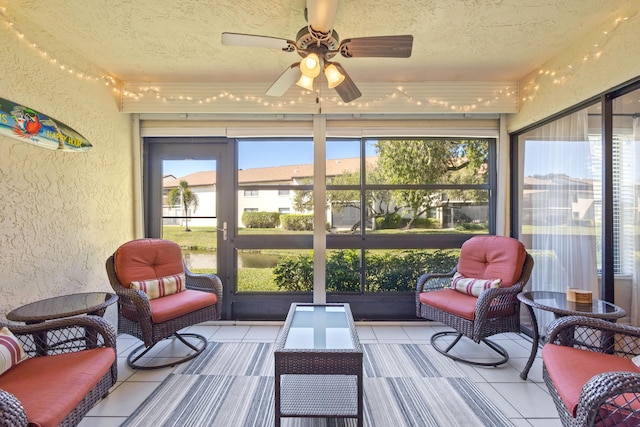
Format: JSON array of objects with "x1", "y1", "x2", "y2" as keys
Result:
[
  {"x1": 114, "y1": 239, "x2": 184, "y2": 288},
  {"x1": 457, "y1": 236, "x2": 527, "y2": 287}
]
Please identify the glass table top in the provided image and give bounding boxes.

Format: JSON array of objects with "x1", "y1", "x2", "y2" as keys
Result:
[
  {"x1": 284, "y1": 304, "x2": 354, "y2": 350},
  {"x1": 519, "y1": 290, "x2": 626, "y2": 318},
  {"x1": 6, "y1": 292, "x2": 117, "y2": 322}
]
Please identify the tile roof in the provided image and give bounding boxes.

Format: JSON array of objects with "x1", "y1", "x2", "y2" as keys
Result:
[{"x1": 164, "y1": 157, "x2": 374, "y2": 188}]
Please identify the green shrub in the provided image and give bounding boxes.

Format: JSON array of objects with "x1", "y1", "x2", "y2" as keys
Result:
[
  {"x1": 273, "y1": 249, "x2": 459, "y2": 292},
  {"x1": 413, "y1": 217, "x2": 440, "y2": 229},
  {"x1": 272, "y1": 255, "x2": 314, "y2": 291},
  {"x1": 454, "y1": 221, "x2": 488, "y2": 231},
  {"x1": 326, "y1": 250, "x2": 361, "y2": 292},
  {"x1": 281, "y1": 214, "x2": 314, "y2": 231},
  {"x1": 242, "y1": 211, "x2": 280, "y2": 228},
  {"x1": 374, "y1": 213, "x2": 404, "y2": 229}
]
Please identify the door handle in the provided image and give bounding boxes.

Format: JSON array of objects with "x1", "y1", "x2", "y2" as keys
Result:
[{"x1": 217, "y1": 221, "x2": 227, "y2": 241}]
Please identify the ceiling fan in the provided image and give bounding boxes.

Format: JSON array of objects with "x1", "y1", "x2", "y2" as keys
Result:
[{"x1": 221, "y1": 0, "x2": 413, "y2": 103}]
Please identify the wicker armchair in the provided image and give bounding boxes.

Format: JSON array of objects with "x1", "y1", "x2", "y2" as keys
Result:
[
  {"x1": 0, "y1": 316, "x2": 117, "y2": 426},
  {"x1": 543, "y1": 316, "x2": 640, "y2": 426},
  {"x1": 106, "y1": 238, "x2": 223, "y2": 369},
  {"x1": 416, "y1": 235, "x2": 534, "y2": 366}
]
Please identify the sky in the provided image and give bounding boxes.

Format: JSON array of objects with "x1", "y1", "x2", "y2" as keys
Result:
[
  {"x1": 163, "y1": 139, "x2": 364, "y2": 178},
  {"x1": 523, "y1": 140, "x2": 595, "y2": 179}
]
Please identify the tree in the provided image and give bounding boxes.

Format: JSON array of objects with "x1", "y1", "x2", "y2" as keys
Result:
[
  {"x1": 165, "y1": 180, "x2": 199, "y2": 231},
  {"x1": 376, "y1": 139, "x2": 488, "y2": 228},
  {"x1": 294, "y1": 166, "x2": 400, "y2": 233}
]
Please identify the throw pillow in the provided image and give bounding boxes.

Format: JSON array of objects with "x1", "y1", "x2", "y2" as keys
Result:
[
  {"x1": 0, "y1": 327, "x2": 27, "y2": 375},
  {"x1": 130, "y1": 272, "x2": 186, "y2": 300},
  {"x1": 451, "y1": 272, "x2": 501, "y2": 297}
]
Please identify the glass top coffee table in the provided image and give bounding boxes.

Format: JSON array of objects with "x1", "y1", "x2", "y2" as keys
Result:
[
  {"x1": 517, "y1": 290, "x2": 626, "y2": 380},
  {"x1": 274, "y1": 303, "x2": 363, "y2": 427}
]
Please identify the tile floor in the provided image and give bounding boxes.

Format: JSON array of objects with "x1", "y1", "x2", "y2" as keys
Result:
[{"x1": 80, "y1": 322, "x2": 561, "y2": 427}]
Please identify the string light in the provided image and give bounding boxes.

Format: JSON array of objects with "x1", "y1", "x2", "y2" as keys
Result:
[
  {"x1": 10, "y1": 3, "x2": 608, "y2": 113},
  {"x1": 0, "y1": 5, "x2": 122, "y2": 91},
  {"x1": 521, "y1": 15, "x2": 635, "y2": 104}
]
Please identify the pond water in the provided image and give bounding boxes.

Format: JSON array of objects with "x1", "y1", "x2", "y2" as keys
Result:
[{"x1": 183, "y1": 250, "x2": 281, "y2": 270}]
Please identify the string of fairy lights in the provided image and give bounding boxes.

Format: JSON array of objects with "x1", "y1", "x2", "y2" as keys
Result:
[
  {"x1": 1, "y1": 4, "x2": 635, "y2": 112},
  {"x1": 520, "y1": 15, "x2": 636, "y2": 104}
]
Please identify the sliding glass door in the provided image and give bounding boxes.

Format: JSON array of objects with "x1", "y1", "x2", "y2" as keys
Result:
[{"x1": 513, "y1": 80, "x2": 640, "y2": 331}]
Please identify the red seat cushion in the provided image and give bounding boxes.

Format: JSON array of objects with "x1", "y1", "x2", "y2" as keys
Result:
[
  {"x1": 457, "y1": 236, "x2": 526, "y2": 287},
  {"x1": 0, "y1": 348, "x2": 115, "y2": 427},
  {"x1": 114, "y1": 239, "x2": 184, "y2": 287},
  {"x1": 419, "y1": 288, "x2": 477, "y2": 320},
  {"x1": 542, "y1": 344, "x2": 640, "y2": 417},
  {"x1": 150, "y1": 289, "x2": 218, "y2": 323}
]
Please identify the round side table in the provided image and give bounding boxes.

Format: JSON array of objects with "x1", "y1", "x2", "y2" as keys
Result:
[
  {"x1": 7, "y1": 292, "x2": 118, "y2": 324},
  {"x1": 517, "y1": 290, "x2": 626, "y2": 380}
]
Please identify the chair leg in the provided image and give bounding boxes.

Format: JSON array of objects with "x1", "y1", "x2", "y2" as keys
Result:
[
  {"x1": 431, "y1": 331, "x2": 509, "y2": 367},
  {"x1": 127, "y1": 332, "x2": 208, "y2": 370}
]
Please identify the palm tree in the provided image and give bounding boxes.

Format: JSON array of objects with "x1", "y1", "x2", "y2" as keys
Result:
[{"x1": 166, "y1": 180, "x2": 199, "y2": 231}]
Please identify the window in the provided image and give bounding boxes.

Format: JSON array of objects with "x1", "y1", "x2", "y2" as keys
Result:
[
  {"x1": 278, "y1": 189, "x2": 289, "y2": 196},
  {"x1": 244, "y1": 189, "x2": 258, "y2": 197},
  {"x1": 326, "y1": 138, "x2": 493, "y2": 235},
  {"x1": 324, "y1": 137, "x2": 496, "y2": 294}
]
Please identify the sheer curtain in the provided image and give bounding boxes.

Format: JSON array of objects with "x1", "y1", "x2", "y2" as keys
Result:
[
  {"x1": 628, "y1": 117, "x2": 640, "y2": 325},
  {"x1": 521, "y1": 108, "x2": 599, "y2": 333}
]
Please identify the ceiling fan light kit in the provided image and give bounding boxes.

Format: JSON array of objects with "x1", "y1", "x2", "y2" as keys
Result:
[
  {"x1": 324, "y1": 63, "x2": 345, "y2": 88},
  {"x1": 300, "y1": 53, "x2": 321, "y2": 78},
  {"x1": 221, "y1": 0, "x2": 413, "y2": 103},
  {"x1": 296, "y1": 74, "x2": 316, "y2": 91}
]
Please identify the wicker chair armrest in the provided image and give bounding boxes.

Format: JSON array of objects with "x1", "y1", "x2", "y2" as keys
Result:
[
  {"x1": 546, "y1": 316, "x2": 640, "y2": 355},
  {"x1": 184, "y1": 262, "x2": 223, "y2": 300},
  {"x1": 576, "y1": 371, "x2": 640, "y2": 425},
  {"x1": 474, "y1": 282, "x2": 525, "y2": 320},
  {"x1": 0, "y1": 389, "x2": 28, "y2": 426},
  {"x1": 416, "y1": 267, "x2": 457, "y2": 293},
  {"x1": 1, "y1": 316, "x2": 117, "y2": 357}
]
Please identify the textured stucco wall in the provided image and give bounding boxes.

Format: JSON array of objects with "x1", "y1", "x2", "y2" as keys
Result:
[
  {"x1": 507, "y1": 10, "x2": 640, "y2": 132},
  {"x1": 0, "y1": 24, "x2": 134, "y2": 318}
]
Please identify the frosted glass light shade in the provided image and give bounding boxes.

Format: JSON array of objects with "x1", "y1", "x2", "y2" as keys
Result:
[
  {"x1": 324, "y1": 63, "x2": 345, "y2": 88},
  {"x1": 300, "y1": 53, "x2": 321, "y2": 78},
  {"x1": 296, "y1": 74, "x2": 315, "y2": 91}
]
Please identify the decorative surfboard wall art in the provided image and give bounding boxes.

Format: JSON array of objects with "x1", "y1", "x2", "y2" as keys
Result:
[{"x1": 0, "y1": 97, "x2": 92, "y2": 152}]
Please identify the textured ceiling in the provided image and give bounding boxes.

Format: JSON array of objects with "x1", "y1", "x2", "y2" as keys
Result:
[{"x1": 2, "y1": 0, "x2": 638, "y2": 88}]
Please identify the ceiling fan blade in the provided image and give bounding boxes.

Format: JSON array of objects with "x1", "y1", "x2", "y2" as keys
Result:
[
  {"x1": 332, "y1": 63, "x2": 361, "y2": 103},
  {"x1": 306, "y1": 0, "x2": 339, "y2": 35},
  {"x1": 221, "y1": 32, "x2": 296, "y2": 52},
  {"x1": 339, "y1": 35, "x2": 413, "y2": 58},
  {"x1": 265, "y1": 63, "x2": 301, "y2": 97}
]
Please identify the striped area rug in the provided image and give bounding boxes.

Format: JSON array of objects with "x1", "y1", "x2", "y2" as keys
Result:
[{"x1": 123, "y1": 342, "x2": 514, "y2": 427}]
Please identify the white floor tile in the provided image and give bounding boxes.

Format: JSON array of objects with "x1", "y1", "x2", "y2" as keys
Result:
[
  {"x1": 181, "y1": 324, "x2": 220, "y2": 339},
  {"x1": 490, "y1": 382, "x2": 559, "y2": 419},
  {"x1": 78, "y1": 416, "x2": 128, "y2": 427},
  {"x1": 474, "y1": 382, "x2": 521, "y2": 418},
  {"x1": 87, "y1": 382, "x2": 162, "y2": 417},
  {"x1": 371, "y1": 325, "x2": 411, "y2": 342},
  {"x1": 211, "y1": 325, "x2": 250, "y2": 341},
  {"x1": 355, "y1": 325, "x2": 375, "y2": 340},
  {"x1": 244, "y1": 325, "x2": 281, "y2": 341}
]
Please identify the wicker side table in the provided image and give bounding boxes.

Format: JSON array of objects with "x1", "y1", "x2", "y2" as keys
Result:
[
  {"x1": 517, "y1": 290, "x2": 626, "y2": 380},
  {"x1": 6, "y1": 292, "x2": 118, "y2": 355},
  {"x1": 7, "y1": 292, "x2": 118, "y2": 323},
  {"x1": 274, "y1": 303, "x2": 363, "y2": 427}
]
